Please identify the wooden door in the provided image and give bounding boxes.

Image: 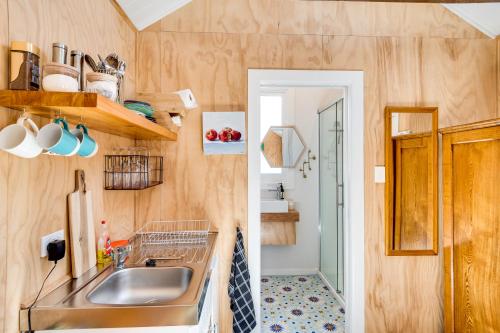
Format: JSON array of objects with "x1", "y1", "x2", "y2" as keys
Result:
[{"x1": 442, "y1": 120, "x2": 500, "y2": 333}]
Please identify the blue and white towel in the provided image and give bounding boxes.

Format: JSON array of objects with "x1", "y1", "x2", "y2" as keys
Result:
[{"x1": 228, "y1": 227, "x2": 256, "y2": 333}]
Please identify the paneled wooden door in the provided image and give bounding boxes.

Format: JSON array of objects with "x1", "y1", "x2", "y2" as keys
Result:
[{"x1": 442, "y1": 120, "x2": 500, "y2": 333}]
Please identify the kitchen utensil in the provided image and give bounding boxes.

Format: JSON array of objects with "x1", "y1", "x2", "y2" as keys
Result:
[
  {"x1": 86, "y1": 72, "x2": 118, "y2": 101},
  {"x1": 0, "y1": 116, "x2": 43, "y2": 158},
  {"x1": 68, "y1": 170, "x2": 97, "y2": 278},
  {"x1": 52, "y1": 42, "x2": 68, "y2": 64},
  {"x1": 71, "y1": 124, "x2": 98, "y2": 158},
  {"x1": 104, "y1": 53, "x2": 119, "y2": 69},
  {"x1": 9, "y1": 41, "x2": 40, "y2": 90},
  {"x1": 42, "y1": 62, "x2": 79, "y2": 92},
  {"x1": 37, "y1": 118, "x2": 80, "y2": 156},
  {"x1": 70, "y1": 50, "x2": 85, "y2": 90},
  {"x1": 84, "y1": 54, "x2": 99, "y2": 72},
  {"x1": 97, "y1": 54, "x2": 110, "y2": 71}
]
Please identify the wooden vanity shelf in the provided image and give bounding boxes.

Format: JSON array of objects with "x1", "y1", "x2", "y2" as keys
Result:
[
  {"x1": 0, "y1": 91, "x2": 177, "y2": 141},
  {"x1": 261, "y1": 210, "x2": 300, "y2": 246}
]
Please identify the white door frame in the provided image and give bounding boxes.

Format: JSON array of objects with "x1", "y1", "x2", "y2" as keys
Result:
[{"x1": 247, "y1": 69, "x2": 365, "y2": 333}]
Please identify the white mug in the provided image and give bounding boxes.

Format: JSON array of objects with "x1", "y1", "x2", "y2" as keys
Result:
[{"x1": 0, "y1": 116, "x2": 43, "y2": 158}]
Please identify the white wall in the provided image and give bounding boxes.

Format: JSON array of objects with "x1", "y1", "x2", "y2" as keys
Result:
[{"x1": 261, "y1": 87, "x2": 344, "y2": 276}]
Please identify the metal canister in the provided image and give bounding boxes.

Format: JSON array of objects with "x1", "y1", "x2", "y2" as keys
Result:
[
  {"x1": 9, "y1": 41, "x2": 40, "y2": 90},
  {"x1": 52, "y1": 42, "x2": 68, "y2": 64},
  {"x1": 70, "y1": 50, "x2": 85, "y2": 91}
]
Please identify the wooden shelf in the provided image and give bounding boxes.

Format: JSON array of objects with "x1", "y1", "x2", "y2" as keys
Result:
[
  {"x1": 261, "y1": 209, "x2": 300, "y2": 223},
  {"x1": 0, "y1": 91, "x2": 177, "y2": 141}
]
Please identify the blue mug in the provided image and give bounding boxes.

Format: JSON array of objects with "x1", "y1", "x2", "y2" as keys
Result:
[
  {"x1": 71, "y1": 124, "x2": 98, "y2": 158},
  {"x1": 37, "y1": 118, "x2": 80, "y2": 156}
]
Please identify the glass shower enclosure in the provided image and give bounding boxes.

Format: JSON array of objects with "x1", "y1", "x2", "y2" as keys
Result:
[{"x1": 319, "y1": 98, "x2": 344, "y2": 297}]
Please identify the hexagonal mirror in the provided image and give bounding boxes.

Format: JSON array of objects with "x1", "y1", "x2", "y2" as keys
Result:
[{"x1": 261, "y1": 126, "x2": 305, "y2": 168}]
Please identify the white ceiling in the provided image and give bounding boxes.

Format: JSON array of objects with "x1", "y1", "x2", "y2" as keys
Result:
[
  {"x1": 116, "y1": 0, "x2": 192, "y2": 31},
  {"x1": 443, "y1": 3, "x2": 500, "y2": 38}
]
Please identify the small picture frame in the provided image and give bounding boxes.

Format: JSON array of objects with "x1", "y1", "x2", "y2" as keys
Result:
[{"x1": 202, "y1": 112, "x2": 246, "y2": 155}]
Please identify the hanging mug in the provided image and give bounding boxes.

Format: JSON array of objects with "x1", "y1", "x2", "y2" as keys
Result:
[
  {"x1": 0, "y1": 116, "x2": 43, "y2": 158},
  {"x1": 37, "y1": 118, "x2": 80, "y2": 156},
  {"x1": 71, "y1": 124, "x2": 98, "y2": 158}
]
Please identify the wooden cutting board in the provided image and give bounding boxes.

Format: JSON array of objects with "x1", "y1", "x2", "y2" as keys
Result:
[{"x1": 68, "y1": 170, "x2": 96, "y2": 278}]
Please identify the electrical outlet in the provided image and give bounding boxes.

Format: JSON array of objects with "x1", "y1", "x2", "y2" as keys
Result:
[{"x1": 40, "y1": 229, "x2": 64, "y2": 258}]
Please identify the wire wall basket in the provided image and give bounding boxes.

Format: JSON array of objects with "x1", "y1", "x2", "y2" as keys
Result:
[
  {"x1": 136, "y1": 220, "x2": 210, "y2": 246},
  {"x1": 104, "y1": 147, "x2": 163, "y2": 190}
]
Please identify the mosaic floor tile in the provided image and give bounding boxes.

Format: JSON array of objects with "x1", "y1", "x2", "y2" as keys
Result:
[{"x1": 261, "y1": 275, "x2": 345, "y2": 333}]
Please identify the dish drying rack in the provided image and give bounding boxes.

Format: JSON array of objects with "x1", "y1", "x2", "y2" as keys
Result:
[{"x1": 130, "y1": 220, "x2": 210, "y2": 264}]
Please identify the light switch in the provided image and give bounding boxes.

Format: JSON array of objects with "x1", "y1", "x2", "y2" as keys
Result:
[{"x1": 374, "y1": 166, "x2": 385, "y2": 183}]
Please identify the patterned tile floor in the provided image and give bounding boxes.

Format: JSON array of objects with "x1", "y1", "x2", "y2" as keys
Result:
[{"x1": 261, "y1": 275, "x2": 345, "y2": 333}]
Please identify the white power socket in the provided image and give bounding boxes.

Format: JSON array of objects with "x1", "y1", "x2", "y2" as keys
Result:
[{"x1": 40, "y1": 229, "x2": 64, "y2": 258}]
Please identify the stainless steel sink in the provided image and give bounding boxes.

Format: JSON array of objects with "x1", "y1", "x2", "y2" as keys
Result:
[{"x1": 87, "y1": 267, "x2": 193, "y2": 305}]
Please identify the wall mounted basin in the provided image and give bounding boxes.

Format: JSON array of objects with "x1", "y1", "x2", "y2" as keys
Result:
[{"x1": 261, "y1": 200, "x2": 289, "y2": 213}]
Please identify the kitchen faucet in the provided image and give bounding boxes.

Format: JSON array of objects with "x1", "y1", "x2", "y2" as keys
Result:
[{"x1": 113, "y1": 245, "x2": 129, "y2": 269}]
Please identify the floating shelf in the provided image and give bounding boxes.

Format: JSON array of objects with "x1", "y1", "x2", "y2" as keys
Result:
[{"x1": 0, "y1": 91, "x2": 177, "y2": 141}]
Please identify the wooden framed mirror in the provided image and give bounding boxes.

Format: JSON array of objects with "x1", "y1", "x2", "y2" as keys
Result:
[{"x1": 385, "y1": 106, "x2": 438, "y2": 256}]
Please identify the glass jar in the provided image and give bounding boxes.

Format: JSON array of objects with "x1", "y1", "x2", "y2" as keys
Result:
[
  {"x1": 42, "y1": 63, "x2": 79, "y2": 92},
  {"x1": 9, "y1": 41, "x2": 40, "y2": 90},
  {"x1": 85, "y1": 72, "x2": 118, "y2": 101}
]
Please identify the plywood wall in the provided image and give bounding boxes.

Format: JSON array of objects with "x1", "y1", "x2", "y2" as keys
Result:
[
  {"x1": 0, "y1": 1, "x2": 137, "y2": 332},
  {"x1": 136, "y1": 1, "x2": 498, "y2": 332}
]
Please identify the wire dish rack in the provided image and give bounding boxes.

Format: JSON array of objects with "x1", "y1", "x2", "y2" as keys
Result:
[
  {"x1": 136, "y1": 220, "x2": 210, "y2": 245},
  {"x1": 129, "y1": 220, "x2": 211, "y2": 264}
]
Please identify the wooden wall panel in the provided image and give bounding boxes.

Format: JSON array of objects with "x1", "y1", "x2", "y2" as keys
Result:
[
  {"x1": 0, "y1": 1, "x2": 137, "y2": 332},
  {"x1": 278, "y1": 0, "x2": 323, "y2": 35},
  {"x1": 159, "y1": 0, "x2": 485, "y2": 39},
  {"x1": 421, "y1": 38, "x2": 497, "y2": 127},
  {"x1": 321, "y1": 2, "x2": 484, "y2": 38},
  {"x1": 161, "y1": 0, "x2": 279, "y2": 34},
  {"x1": 136, "y1": 32, "x2": 161, "y2": 93}
]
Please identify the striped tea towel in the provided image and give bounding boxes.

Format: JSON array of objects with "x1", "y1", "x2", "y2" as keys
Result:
[{"x1": 228, "y1": 227, "x2": 256, "y2": 333}]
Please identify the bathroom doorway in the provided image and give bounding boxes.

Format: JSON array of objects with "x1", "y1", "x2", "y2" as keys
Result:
[{"x1": 248, "y1": 70, "x2": 365, "y2": 333}]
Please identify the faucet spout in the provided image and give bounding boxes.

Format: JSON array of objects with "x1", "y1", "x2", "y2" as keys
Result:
[{"x1": 113, "y1": 245, "x2": 129, "y2": 269}]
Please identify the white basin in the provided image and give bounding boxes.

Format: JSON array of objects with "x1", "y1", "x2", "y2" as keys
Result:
[{"x1": 261, "y1": 200, "x2": 289, "y2": 213}]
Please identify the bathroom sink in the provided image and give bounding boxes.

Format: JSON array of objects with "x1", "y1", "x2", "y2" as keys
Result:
[
  {"x1": 261, "y1": 200, "x2": 289, "y2": 213},
  {"x1": 87, "y1": 267, "x2": 193, "y2": 305}
]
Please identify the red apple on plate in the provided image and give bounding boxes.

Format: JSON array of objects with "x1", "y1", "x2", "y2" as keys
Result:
[
  {"x1": 230, "y1": 129, "x2": 241, "y2": 141},
  {"x1": 205, "y1": 129, "x2": 218, "y2": 141}
]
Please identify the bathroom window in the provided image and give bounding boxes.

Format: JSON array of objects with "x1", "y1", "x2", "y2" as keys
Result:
[{"x1": 260, "y1": 94, "x2": 283, "y2": 174}]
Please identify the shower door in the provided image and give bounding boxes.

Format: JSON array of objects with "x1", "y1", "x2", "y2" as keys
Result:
[{"x1": 319, "y1": 99, "x2": 344, "y2": 297}]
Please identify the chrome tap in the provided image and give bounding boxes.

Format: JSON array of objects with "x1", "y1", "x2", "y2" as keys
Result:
[
  {"x1": 268, "y1": 182, "x2": 285, "y2": 200},
  {"x1": 113, "y1": 245, "x2": 129, "y2": 269}
]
